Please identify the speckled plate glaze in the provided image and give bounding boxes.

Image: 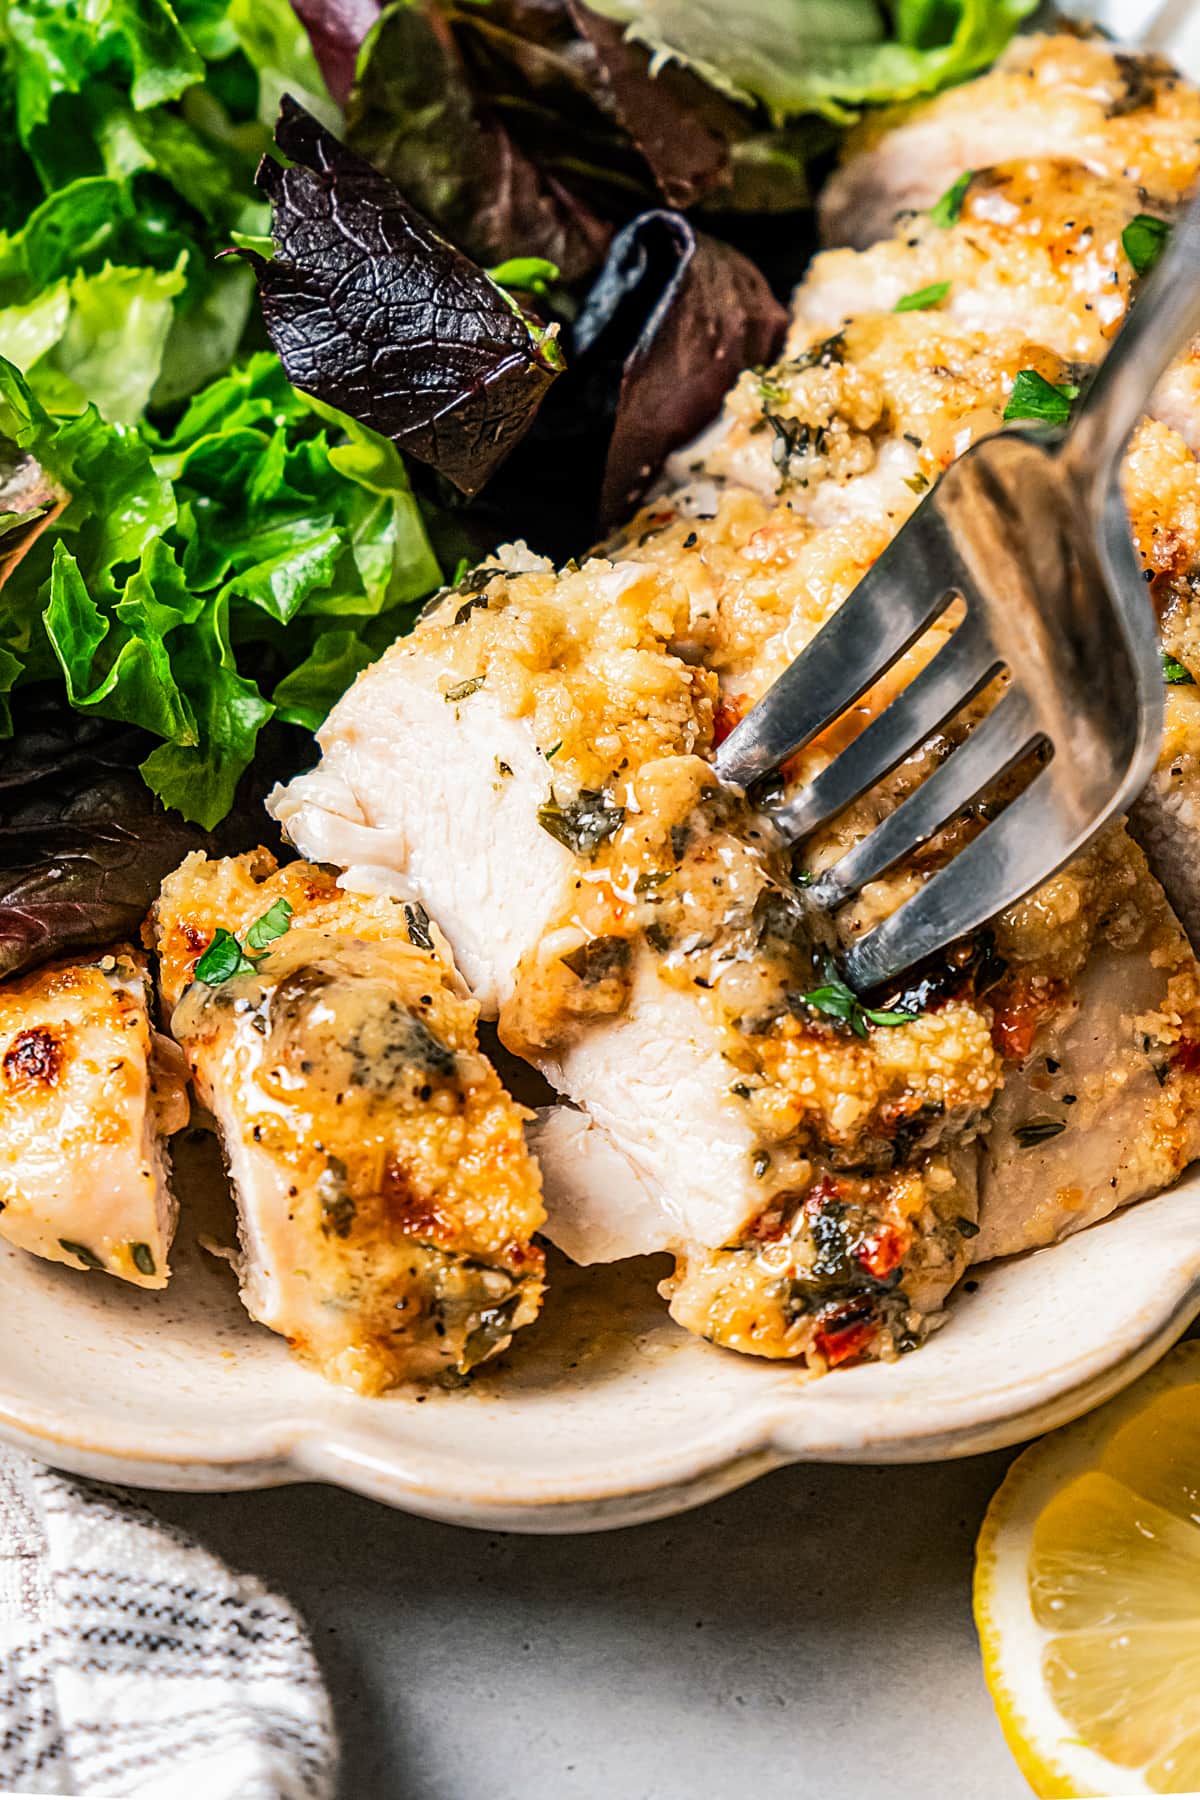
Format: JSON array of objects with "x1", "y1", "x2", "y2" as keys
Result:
[{"x1": 0, "y1": 1134, "x2": 1197, "y2": 1531}]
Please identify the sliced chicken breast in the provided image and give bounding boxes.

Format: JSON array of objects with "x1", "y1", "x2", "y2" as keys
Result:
[
  {"x1": 153, "y1": 850, "x2": 545, "y2": 1391},
  {"x1": 0, "y1": 947, "x2": 185, "y2": 1287},
  {"x1": 275, "y1": 27, "x2": 1200, "y2": 1371},
  {"x1": 275, "y1": 556, "x2": 1017, "y2": 1367},
  {"x1": 820, "y1": 34, "x2": 1200, "y2": 250}
]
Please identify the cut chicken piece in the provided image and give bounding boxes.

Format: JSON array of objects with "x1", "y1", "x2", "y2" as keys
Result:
[
  {"x1": 820, "y1": 34, "x2": 1200, "y2": 250},
  {"x1": 274, "y1": 557, "x2": 1013, "y2": 1366},
  {"x1": 274, "y1": 28, "x2": 1200, "y2": 1372},
  {"x1": 152, "y1": 851, "x2": 545, "y2": 1392},
  {"x1": 800, "y1": 160, "x2": 1142, "y2": 363},
  {"x1": 658, "y1": 314, "x2": 1076, "y2": 577},
  {"x1": 975, "y1": 831, "x2": 1200, "y2": 1260},
  {"x1": 0, "y1": 947, "x2": 185, "y2": 1288}
]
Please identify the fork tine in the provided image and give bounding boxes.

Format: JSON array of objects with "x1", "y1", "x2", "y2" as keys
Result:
[
  {"x1": 769, "y1": 613, "x2": 1001, "y2": 843},
  {"x1": 714, "y1": 507, "x2": 962, "y2": 790},
  {"x1": 842, "y1": 771, "x2": 1086, "y2": 991},
  {"x1": 808, "y1": 687, "x2": 1038, "y2": 911}
]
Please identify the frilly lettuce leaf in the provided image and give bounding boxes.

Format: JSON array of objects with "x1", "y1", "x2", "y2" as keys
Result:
[
  {"x1": 0, "y1": 0, "x2": 286, "y2": 418},
  {"x1": 585, "y1": 0, "x2": 1038, "y2": 122},
  {"x1": 0, "y1": 353, "x2": 442, "y2": 827}
]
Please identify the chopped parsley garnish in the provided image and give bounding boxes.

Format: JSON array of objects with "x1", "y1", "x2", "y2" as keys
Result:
[
  {"x1": 1003, "y1": 369, "x2": 1080, "y2": 426},
  {"x1": 1121, "y1": 213, "x2": 1170, "y2": 277},
  {"x1": 904, "y1": 471, "x2": 930, "y2": 495},
  {"x1": 1013, "y1": 1117, "x2": 1066, "y2": 1147},
  {"x1": 895, "y1": 280, "x2": 950, "y2": 313},
  {"x1": 929, "y1": 170, "x2": 973, "y2": 228},
  {"x1": 244, "y1": 898, "x2": 295, "y2": 954},
  {"x1": 195, "y1": 900, "x2": 294, "y2": 986},
  {"x1": 758, "y1": 371, "x2": 792, "y2": 406},
  {"x1": 445, "y1": 675, "x2": 485, "y2": 702},
  {"x1": 193, "y1": 928, "x2": 256, "y2": 985},
  {"x1": 1163, "y1": 653, "x2": 1194, "y2": 685},
  {"x1": 795, "y1": 969, "x2": 918, "y2": 1038},
  {"x1": 537, "y1": 789, "x2": 626, "y2": 858}
]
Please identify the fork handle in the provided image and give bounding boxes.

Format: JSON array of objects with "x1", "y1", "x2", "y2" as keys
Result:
[{"x1": 1062, "y1": 185, "x2": 1200, "y2": 496}]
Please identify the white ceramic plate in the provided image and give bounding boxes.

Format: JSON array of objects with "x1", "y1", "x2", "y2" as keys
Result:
[
  {"x1": 4, "y1": 0, "x2": 1199, "y2": 1534},
  {"x1": 1, "y1": 1134, "x2": 1197, "y2": 1531}
]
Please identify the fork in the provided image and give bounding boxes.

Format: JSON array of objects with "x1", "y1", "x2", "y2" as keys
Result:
[{"x1": 715, "y1": 189, "x2": 1200, "y2": 993}]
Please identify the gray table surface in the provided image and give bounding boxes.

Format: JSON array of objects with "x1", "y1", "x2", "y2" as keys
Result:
[{"x1": 147, "y1": 1450, "x2": 1030, "y2": 1800}]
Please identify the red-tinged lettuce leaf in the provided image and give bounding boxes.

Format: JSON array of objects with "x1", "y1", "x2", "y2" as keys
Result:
[
  {"x1": 289, "y1": 0, "x2": 383, "y2": 105},
  {"x1": 240, "y1": 98, "x2": 564, "y2": 496},
  {"x1": 573, "y1": 210, "x2": 787, "y2": 524},
  {"x1": 0, "y1": 692, "x2": 293, "y2": 983},
  {"x1": 563, "y1": 2, "x2": 740, "y2": 210},
  {"x1": 344, "y1": 1, "x2": 614, "y2": 282}
]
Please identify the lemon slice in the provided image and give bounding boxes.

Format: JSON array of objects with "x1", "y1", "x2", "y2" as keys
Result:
[{"x1": 975, "y1": 1341, "x2": 1200, "y2": 1796}]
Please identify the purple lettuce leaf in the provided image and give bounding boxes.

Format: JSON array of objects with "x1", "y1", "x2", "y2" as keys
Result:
[
  {"x1": 238, "y1": 97, "x2": 564, "y2": 497},
  {"x1": 573, "y1": 210, "x2": 787, "y2": 524},
  {"x1": 0, "y1": 694, "x2": 291, "y2": 982}
]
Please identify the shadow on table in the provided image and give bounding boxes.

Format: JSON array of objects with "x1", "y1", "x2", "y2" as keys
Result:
[{"x1": 147, "y1": 1450, "x2": 1024, "y2": 1800}]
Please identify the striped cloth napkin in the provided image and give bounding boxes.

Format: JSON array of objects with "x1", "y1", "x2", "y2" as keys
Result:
[{"x1": 0, "y1": 1449, "x2": 337, "y2": 1799}]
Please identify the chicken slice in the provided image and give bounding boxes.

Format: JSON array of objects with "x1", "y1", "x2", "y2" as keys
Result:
[
  {"x1": 273, "y1": 31, "x2": 1200, "y2": 1370},
  {"x1": 0, "y1": 947, "x2": 185, "y2": 1287},
  {"x1": 820, "y1": 33, "x2": 1200, "y2": 250},
  {"x1": 152, "y1": 851, "x2": 545, "y2": 1391},
  {"x1": 274, "y1": 557, "x2": 1011, "y2": 1368},
  {"x1": 975, "y1": 841, "x2": 1200, "y2": 1261}
]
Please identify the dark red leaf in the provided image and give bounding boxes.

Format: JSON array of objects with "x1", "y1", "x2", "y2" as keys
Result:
[
  {"x1": 240, "y1": 98, "x2": 563, "y2": 496},
  {"x1": 564, "y1": 2, "x2": 738, "y2": 210},
  {"x1": 572, "y1": 210, "x2": 787, "y2": 525},
  {"x1": 289, "y1": 0, "x2": 382, "y2": 107},
  {"x1": 345, "y1": 3, "x2": 613, "y2": 281},
  {"x1": 0, "y1": 694, "x2": 288, "y2": 982}
]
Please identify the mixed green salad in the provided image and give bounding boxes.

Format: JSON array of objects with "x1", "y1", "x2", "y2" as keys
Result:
[{"x1": 0, "y1": 0, "x2": 1034, "y2": 977}]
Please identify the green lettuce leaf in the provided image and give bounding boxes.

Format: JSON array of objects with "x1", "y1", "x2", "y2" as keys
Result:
[
  {"x1": 270, "y1": 627, "x2": 376, "y2": 730},
  {"x1": 0, "y1": 0, "x2": 274, "y2": 418},
  {"x1": 0, "y1": 353, "x2": 443, "y2": 826},
  {"x1": 585, "y1": 0, "x2": 1037, "y2": 122}
]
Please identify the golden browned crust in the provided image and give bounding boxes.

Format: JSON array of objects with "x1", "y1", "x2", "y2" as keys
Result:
[{"x1": 154, "y1": 851, "x2": 546, "y2": 1391}]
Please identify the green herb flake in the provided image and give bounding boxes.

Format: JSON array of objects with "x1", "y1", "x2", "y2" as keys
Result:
[
  {"x1": 544, "y1": 741, "x2": 563, "y2": 761},
  {"x1": 59, "y1": 1239, "x2": 105, "y2": 1272},
  {"x1": 445, "y1": 675, "x2": 485, "y2": 703},
  {"x1": 1122, "y1": 214, "x2": 1170, "y2": 277},
  {"x1": 1013, "y1": 1117, "x2": 1066, "y2": 1148},
  {"x1": 404, "y1": 902, "x2": 434, "y2": 950},
  {"x1": 895, "y1": 280, "x2": 950, "y2": 313},
  {"x1": 245, "y1": 898, "x2": 294, "y2": 954},
  {"x1": 929, "y1": 171, "x2": 973, "y2": 229},
  {"x1": 537, "y1": 789, "x2": 626, "y2": 858},
  {"x1": 796, "y1": 969, "x2": 918, "y2": 1038},
  {"x1": 130, "y1": 1242, "x2": 156, "y2": 1276},
  {"x1": 1163, "y1": 653, "x2": 1194, "y2": 685},
  {"x1": 1003, "y1": 369, "x2": 1080, "y2": 427},
  {"x1": 758, "y1": 372, "x2": 791, "y2": 407},
  {"x1": 904, "y1": 471, "x2": 930, "y2": 495},
  {"x1": 194, "y1": 928, "x2": 256, "y2": 986}
]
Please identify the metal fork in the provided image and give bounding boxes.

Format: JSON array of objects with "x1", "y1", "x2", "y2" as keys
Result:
[{"x1": 715, "y1": 188, "x2": 1200, "y2": 992}]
